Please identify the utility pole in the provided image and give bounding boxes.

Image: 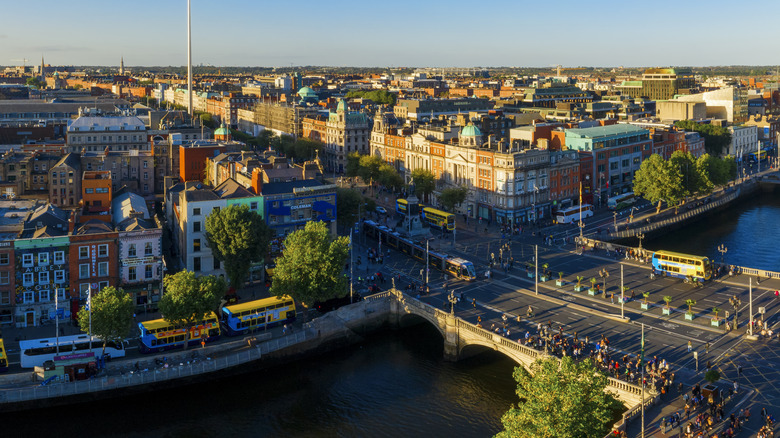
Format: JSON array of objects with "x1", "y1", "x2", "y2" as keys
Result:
[
  {"x1": 749, "y1": 278, "x2": 754, "y2": 335},
  {"x1": 535, "y1": 244, "x2": 538, "y2": 295},
  {"x1": 349, "y1": 231, "x2": 354, "y2": 304},
  {"x1": 621, "y1": 264, "x2": 624, "y2": 319}
]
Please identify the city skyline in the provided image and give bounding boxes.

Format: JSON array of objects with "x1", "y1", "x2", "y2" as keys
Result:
[{"x1": 2, "y1": 0, "x2": 780, "y2": 68}]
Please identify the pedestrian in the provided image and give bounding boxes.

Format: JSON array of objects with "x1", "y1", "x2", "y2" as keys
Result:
[
  {"x1": 688, "y1": 340, "x2": 692, "y2": 352},
  {"x1": 472, "y1": 298, "x2": 476, "y2": 308}
]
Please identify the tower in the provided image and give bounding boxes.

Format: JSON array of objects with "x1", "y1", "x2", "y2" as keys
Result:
[
  {"x1": 40, "y1": 55, "x2": 45, "y2": 83},
  {"x1": 120, "y1": 56, "x2": 124, "y2": 75}
]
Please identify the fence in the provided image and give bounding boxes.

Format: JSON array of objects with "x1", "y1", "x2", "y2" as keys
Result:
[{"x1": 0, "y1": 331, "x2": 309, "y2": 404}]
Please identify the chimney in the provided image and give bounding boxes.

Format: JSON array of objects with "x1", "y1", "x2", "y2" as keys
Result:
[
  {"x1": 251, "y1": 168, "x2": 263, "y2": 194},
  {"x1": 68, "y1": 210, "x2": 76, "y2": 233}
]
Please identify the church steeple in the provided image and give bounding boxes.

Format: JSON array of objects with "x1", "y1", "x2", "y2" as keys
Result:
[
  {"x1": 119, "y1": 56, "x2": 124, "y2": 75},
  {"x1": 40, "y1": 55, "x2": 45, "y2": 83}
]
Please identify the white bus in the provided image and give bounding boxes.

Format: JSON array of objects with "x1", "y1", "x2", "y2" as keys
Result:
[
  {"x1": 19, "y1": 334, "x2": 127, "y2": 368},
  {"x1": 555, "y1": 204, "x2": 593, "y2": 224},
  {"x1": 607, "y1": 192, "x2": 636, "y2": 210}
]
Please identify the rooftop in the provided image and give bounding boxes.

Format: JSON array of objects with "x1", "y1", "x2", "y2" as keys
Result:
[
  {"x1": 565, "y1": 124, "x2": 647, "y2": 139},
  {"x1": 261, "y1": 179, "x2": 324, "y2": 196}
]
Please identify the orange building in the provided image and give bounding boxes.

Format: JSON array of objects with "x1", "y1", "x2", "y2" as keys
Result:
[
  {"x1": 81, "y1": 171, "x2": 112, "y2": 223},
  {"x1": 179, "y1": 143, "x2": 227, "y2": 182}
]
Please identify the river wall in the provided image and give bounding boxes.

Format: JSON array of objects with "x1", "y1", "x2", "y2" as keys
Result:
[{"x1": 0, "y1": 296, "x2": 395, "y2": 412}]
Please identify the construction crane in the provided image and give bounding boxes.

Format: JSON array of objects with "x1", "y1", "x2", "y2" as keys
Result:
[{"x1": 11, "y1": 58, "x2": 30, "y2": 67}]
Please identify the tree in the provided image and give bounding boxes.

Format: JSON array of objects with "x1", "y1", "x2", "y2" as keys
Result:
[
  {"x1": 685, "y1": 299, "x2": 697, "y2": 314},
  {"x1": 159, "y1": 271, "x2": 226, "y2": 350},
  {"x1": 705, "y1": 369, "x2": 721, "y2": 384},
  {"x1": 633, "y1": 154, "x2": 685, "y2": 213},
  {"x1": 77, "y1": 287, "x2": 134, "y2": 356},
  {"x1": 358, "y1": 155, "x2": 385, "y2": 194},
  {"x1": 438, "y1": 186, "x2": 469, "y2": 212},
  {"x1": 205, "y1": 205, "x2": 272, "y2": 291},
  {"x1": 345, "y1": 152, "x2": 362, "y2": 178},
  {"x1": 25, "y1": 77, "x2": 45, "y2": 89},
  {"x1": 674, "y1": 120, "x2": 732, "y2": 156},
  {"x1": 270, "y1": 221, "x2": 350, "y2": 307},
  {"x1": 377, "y1": 163, "x2": 404, "y2": 192},
  {"x1": 663, "y1": 295, "x2": 673, "y2": 309},
  {"x1": 496, "y1": 357, "x2": 622, "y2": 438},
  {"x1": 410, "y1": 168, "x2": 436, "y2": 202},
  {"x1": 670, "y1": 150, "x2": 706, "y2": 197},
  {"x1": 336, "y1": 188, "x2": 364, "y2": 232}
]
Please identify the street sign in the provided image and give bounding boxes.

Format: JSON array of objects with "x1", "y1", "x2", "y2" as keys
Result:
[
  {"x1": 759, "y1": 307, "x2": 766, "y2": 314},
  {"x1": 693, "y1": 351, "x2": 698, "y2": 359}
]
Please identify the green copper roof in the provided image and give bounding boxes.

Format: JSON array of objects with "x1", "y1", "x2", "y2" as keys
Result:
[
  {"x1": 214, "y1": 126, "x2": 229, "y2": 136},
  {"x1": 297, "y1": 86, "x2": 317, "y2": 97},
  {"x1": 460, "y1": 123, "x2": 482, "y2": 137},
  {"x1": 337, "y1": 99, "x2": 347, "y2": 112}
]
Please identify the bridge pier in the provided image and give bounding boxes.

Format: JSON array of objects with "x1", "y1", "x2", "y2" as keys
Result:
[{"x1": 442, "y1": 314, "x2": 460, "y2": 361}]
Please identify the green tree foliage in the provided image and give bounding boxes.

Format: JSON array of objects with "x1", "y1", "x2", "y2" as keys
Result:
[
  {"x1": 205, "y1": 204, "x2": 272, "y2": 291},
  {"x1": 77, "y1": 287, "x2": 135, "y2": 355},
  {"x1": 344, "y1": 89, "x2": 397, "y2": 105},
  {"x1": 345, "y1": 152, "x2": 362, "y2": 178},
  {"x1": 194, "y1": 111, "x2": 217, "y2": 129},
  {"x1": 358, "y1": 155, "x2": 385, "y2": 192},
  {"x1": 438, "y1": 186, "x2": 469, "y2": 212},
  {"x1": 670, "y1": 150, "x2": 706, "y2": 196},
  {"x1": 159, "y1": 271, "x2": 226, "y2": 349},
  {"x1": 674, "y1": 120, "x2": 732, "y2": 156},
  {"x1": 377, "y1": 163, "x2": 404, "y2": 192},
  {"x1": 256, "y1": 130, "x2": 276, "y2": 150},
  {"x1": 336, "y1": 188, "x2": 363, "y2": 231},
  {"x1": 496, "y1": 356, "x2": 622, "y2": 438},
  {"x1": 269, "y1": 221, "x2": 349, "y2": 307},
  {"x1": 410, "y1": 168, "x2": 436, "y2": 202},
  {"x1": 25, "y1": 77, "x2": 45, "y2": 89},
  {"x1": 633, "y1": 154, "x2": 685, "y2": 211}
]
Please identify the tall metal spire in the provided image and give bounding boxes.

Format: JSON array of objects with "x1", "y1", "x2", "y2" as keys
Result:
[
  {"x1": 120, "y1": 56, "x2": 124, "y2": 75},
  {"x1": 187, "y1": 0, "x2": 193, "y2": 117},
  {"x1": 40, "y1": 55, "x2": 45, "y2": 83}
]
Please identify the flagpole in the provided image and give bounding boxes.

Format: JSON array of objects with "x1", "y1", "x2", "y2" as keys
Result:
[
  {"x1": 641, "y1": 322, "x2": 645, "y2": 438},
  {"x1": 55, "y1": 287, "x2": 59, "y2": 355}
]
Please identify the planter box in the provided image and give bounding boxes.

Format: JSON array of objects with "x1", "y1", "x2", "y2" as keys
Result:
[
  {"x1": 540, "y1": 276, "x2": 549, "y2": 282},
  {"x1": 662, "y1": 307, "x2": 671, "y2": 315},
  {"x1": 574, "y1": 285, "x2": 585, "y2": 292},
  {"x1": 640, "y1": 303, "x2": 650, "y2": 310},
  {"x1": 685, "y1": 313, "x2": 694, "y2": 321},
  {"x1": 527, "y1": 272, "x2": 534, "y2": 278},
  {"x1": 711, "y1": 319, "x2": 720, "y2": 327},
  {"x1": 588, "y1": 289, "x2": 597, "y2": 296},
  {"x1": 556, "y1": 280, "x2": 565, "y2": 287}
]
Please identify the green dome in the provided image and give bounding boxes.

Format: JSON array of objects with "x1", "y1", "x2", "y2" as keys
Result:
[
  {"x1": 337, "y1": 99, "x2": 347, "y2": 112},
  {"x1": 297, "y1": 86, "x2": 317, "y2": 98},
  {"x1": 460, "y1": 123, "x2": 482, "y2": 137},
  {"x1": 214, "y1": 126, "x2": 229, "y2": 136}
]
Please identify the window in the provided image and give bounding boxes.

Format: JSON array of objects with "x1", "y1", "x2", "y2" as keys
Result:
[
  {"x1": 250, "y1": 202, "x2": 258, "y2": 210},
  {"x1": 98, "y1": 262, "x2": 108, "y2": 277},
  {"x1": 79, "y1": 263, "x2": 90, "y2": 279},
  {"x1": 39, "y1": 271, "x2": 49, "y2": 285},
  {"x1": 85, "y1": 188, "x2": 94, "y2": 194},
  {"x1": 143, "y1": 160, "x2": 148, "y2": 168},
  {"x1": 144, "y1": 172, "x2": 148, "y2": 180},
  {"x1": 39, "y1": 290, "x2": 50, "y2": 302},
  {"x1": 193, "y1": 239, "x2": 201, "y2": 252},
  {"x1": 145, "y1": 265, "x2": 153, "y2": 279},
  {"x1": 128, "y1": 244, "x2": 136, "y2": 258},
  {"x1": 22, "y1": 253, "x2": 33, "y2": 267},
  {"x1": 54, "y1": 270, "x2": 65, "y2": 283},
  {"x1": 145, "y1": 242, "x2": 153, "y2": 256},
  {"x1": 99, "y1": 281, "x2": 108, "y2": 290},
  {"x1": 98, "y1": 244, "x2": 108, "y2": 257},
  {"x1": 23, "y1": 272, "x2": 34, "y2": 286},
  {"x1": 58, "y1": 289, "x2": 68, "y2": 301},
  {"x1": 54, "y1": 251, "x2": 65, "y2": 264},
  {"x1": 0, "y1": 253, "x2": 8, "y2": 265},
  {"x1": 193, "y1": 208, "x2": 201, "y2": 216},
  {"x1": 128, "y1": 266, "x2": 137, "y2": 281},
  {"x1": 193, "y1": 221, "x2": 201, "y2": 232},
  {"x1": 79, "y1": 246, "x2": 89, "y2": 259},
  {"x1": 193, "y1": 257, "x2": 201, "y2": 272},
  {"x1": 214, "y1": 258, "x2": 220, "y2": 270},
  {"x1": 24, "y1": 291, "x2": 34, "y2": 304},
  {"x1": 79, "y1": 283, "x2": 90, "y2": 295},
  {"x1": 0, "y1": 271, "x2": 9, "y2": 285}
]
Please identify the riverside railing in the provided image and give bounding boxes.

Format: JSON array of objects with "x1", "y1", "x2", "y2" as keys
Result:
[{"x1": 0, "y1": 330, "x2": 309, "y2": 403}]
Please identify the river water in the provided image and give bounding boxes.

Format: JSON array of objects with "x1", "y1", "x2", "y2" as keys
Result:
[
  {"x1": 647, "y1": 191, "x2": 780, "y2": 272},
  {"x1": 2, "y1": 324, "x2": 518, "y2": 438}
]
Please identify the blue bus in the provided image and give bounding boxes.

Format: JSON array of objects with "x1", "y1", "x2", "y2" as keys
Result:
[{"x1": 220, "y1": 296, "x2": 296, "y2": 336}]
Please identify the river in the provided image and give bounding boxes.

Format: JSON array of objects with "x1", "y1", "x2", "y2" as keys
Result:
[
  {"x1": 647, "y1": 191, "x2": 780, "y2": 272},
  {"x1": 2, "y1": 324, "x2": 518, "y2": 438}
]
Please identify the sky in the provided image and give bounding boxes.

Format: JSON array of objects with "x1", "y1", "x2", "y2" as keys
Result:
[{"x1": 2, "y1": 0, "x2": 780, "y2": 68}]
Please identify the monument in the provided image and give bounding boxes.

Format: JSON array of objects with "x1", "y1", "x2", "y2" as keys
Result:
[{"x1": 397, "y1": 178, "x2": 427, "y2": 237}]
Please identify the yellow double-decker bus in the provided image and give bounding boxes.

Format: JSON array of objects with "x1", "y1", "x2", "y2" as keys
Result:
[
  {"x1": 138, "y1": 312, "x2": 220, "y2": 353},
  {"x1": 651, "y1": 250, "x2": 712, "y2": 283},
  {"x1": 0, "y1": 330, "x2": 7, "y2": 373},
  {"x1": 220, "y1": 296, "x2": 296, "y2": 336},
  {"x1": 422, "y1": 207, "x2": 455, "y2": 231}
]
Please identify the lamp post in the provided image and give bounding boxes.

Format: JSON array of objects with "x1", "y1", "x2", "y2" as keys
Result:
[
  {"x1": 749, "y1": 278, "x2": 754, "y2": 336},
  {"x1": 426, "y1": 238, "x2": 430, "y2": 286},
  {"x1": 448, "y1": 290, "x2": 458, "y2": 315},
  {"x1": 729, "y1": 295, "x2": 741, "y2": 330},
  {"x1": 620, "y1": 264, "x2": 624, "y2": 319},
  {"x1": 534, "y1": 244, "x2": 538, "y2": 295},
  {"x1": 717, "y1": 244, "x2": 728, "y2": 267},
  {"x1": 613, "y1": 211, "x2": 618, "y2": 233},
  {"x1": 599, "y1": 268, "x2": 609, "y2": 298},
  {"x1": 578, "y1": 220, "x2": 585, "y2": 252}
]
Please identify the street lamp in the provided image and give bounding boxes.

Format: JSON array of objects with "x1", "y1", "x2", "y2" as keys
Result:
[
  {"x1": 613, "y1": 211, "x2": 618, "y2": 233},
  {"x1": 448, "y1": 290, "x2": 458, "y2": 315},
  {"x1": 637, "y1": 232, "x2": 645, "y2": 252},
  {"x1": 729, "y1": 295, "x2": 741, "y2": 330},
  {"x1": 535, "y1": 244, "x2": 539, "y2": 295},
  {"x1": 599, "y1": 268, "x2": 609, "y2": 298},
  {"x1": 718, "y1": 244, "x2": 728, "y2": 267}
]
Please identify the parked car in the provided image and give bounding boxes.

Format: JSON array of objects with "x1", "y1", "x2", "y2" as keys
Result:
[{"x1": 375, "y1": 206, "x2": 387, "y2": 215}]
